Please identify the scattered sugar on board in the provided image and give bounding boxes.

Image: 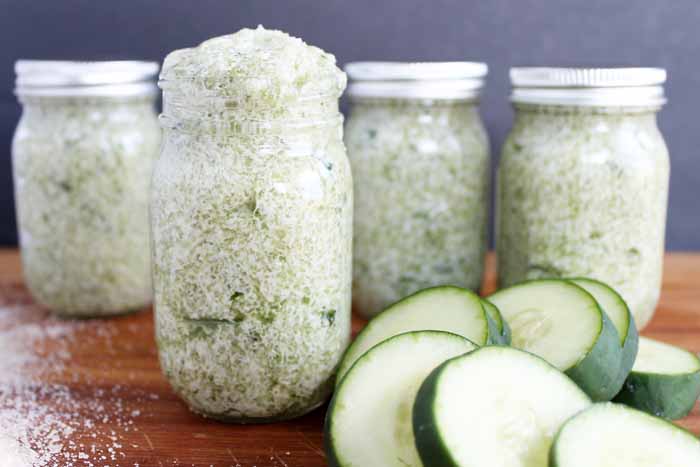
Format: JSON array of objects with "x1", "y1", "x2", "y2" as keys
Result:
[{"x1": 0, "y1": 285, "x2": 156, "y2": 466}]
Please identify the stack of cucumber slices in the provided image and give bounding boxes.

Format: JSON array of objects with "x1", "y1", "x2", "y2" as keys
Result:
[{"x1": 325, "y1": 279, "x2": 700, "y2": 466}]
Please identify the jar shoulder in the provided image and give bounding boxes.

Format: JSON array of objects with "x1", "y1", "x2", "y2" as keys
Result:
[
  {"x1": 501, "y1": 112, "x2": 669, "y2": 172},
  {"x1": 345, "y1": 102, "x2": 489, "y2": 159},
  {"x1": 14, "y1": 104, "x2": 161, "y2": 161},
  {"x1": 346, "y1": 102, "x2": 485, "y2": 132}
]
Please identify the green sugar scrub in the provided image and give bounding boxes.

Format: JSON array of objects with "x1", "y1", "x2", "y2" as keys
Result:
[
  {"x1": 498, "y1": 68, "x2": 670, "y2": 329},
  {"x1": 345, "y1": 62, "x2": 489, "y2": 317},
  {"x1": 152, "y1": 27, "x2": 353, "y2": 421},
  {"x1": 12, "y1": 60, "x2": 160, "y2": 317}
]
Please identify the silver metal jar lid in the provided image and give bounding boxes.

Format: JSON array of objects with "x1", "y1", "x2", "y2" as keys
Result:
[
  {"x1": 15, "y1": 60, "x2": 159, "y2": 97},
  {"x1": 345, "y1": 61, "x2": 488, "y2": 100},
  {"x1": 510, "y1": 67, "x2": 667, "y2": 107}
]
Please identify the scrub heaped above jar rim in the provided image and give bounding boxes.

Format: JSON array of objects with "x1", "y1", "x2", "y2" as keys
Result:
[
  {"x1": 345, "y1": 61, "x2": 488, "y2": 100},
  {"x1": 14, "y1": 60, "x2": 159, "y2": 98},
  {"x1": 510, "y1": 67, "x2": 667, "y2": 107},
  {"x1": 158, "y1": 26, "x2": 346, "y2": 106}
]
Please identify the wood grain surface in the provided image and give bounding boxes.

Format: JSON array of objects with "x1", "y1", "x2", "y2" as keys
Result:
[{"x1": 0, "y1": 250, "x2": 698, "y2": 466}]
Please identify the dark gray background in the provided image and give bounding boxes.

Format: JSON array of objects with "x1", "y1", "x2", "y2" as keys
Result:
[{"x1": 1, "y1": 0, "x2": 698, "y2": 248}]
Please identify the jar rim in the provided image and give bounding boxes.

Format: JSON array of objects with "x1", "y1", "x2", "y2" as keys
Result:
[
  {"x1": 158, "y1": 112, "x2": 344, "y2": 134},
  {"x1": 157, "y1": 77, "x2": 343, "y2": 103}
]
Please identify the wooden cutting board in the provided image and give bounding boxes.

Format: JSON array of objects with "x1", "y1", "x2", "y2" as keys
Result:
[{"x1": 0, "y1": 250, "x2": 697, "y2": 466}]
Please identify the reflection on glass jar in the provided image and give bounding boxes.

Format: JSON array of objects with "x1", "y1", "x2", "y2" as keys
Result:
[
  {"x1": 151, "y1": 27, "x2": 352, "y2": 422},
  {"x1": 498, "y1": 67, "x2": 670, "y2": 329},
  {"x1": 12, "y1": 60, "x2": 160, "y2": 317},
  {"x1": 345, "y1": 62, "x2": 490, "y2": 318}
]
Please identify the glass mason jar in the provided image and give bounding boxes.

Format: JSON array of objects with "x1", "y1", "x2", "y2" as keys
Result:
[
  {"x1": 152, "y1": 28, "x2": 352, "y2": 422},
  {"x1": 498, "y1": 67, "x2": 670, "y2": 329},
  {"x1": 12, "y1": 61, "x2": 160, "y2": 317},
  {"x1": 345, "y1": 62, "x2": 490, "y2": 318}
]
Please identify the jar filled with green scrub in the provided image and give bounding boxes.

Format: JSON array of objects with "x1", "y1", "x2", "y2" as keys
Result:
[
  {"x1": 345, "y1": 62, "x2": 490, "y2": 318},
  {"x1": 498, "y1": 67, "x2": 670, "y2": 329},
  {"x1": 12, "y1": 60, "x2": 160, "y2": 317},
  {"x1": 152, "y1": 27, "x2": 352, "y2": 422}
]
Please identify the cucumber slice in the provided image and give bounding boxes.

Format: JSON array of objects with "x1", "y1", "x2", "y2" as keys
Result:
[
  {"x1": 569, "y1": 277, "x2": 638, "y2": 382},
  {"x1": 325, "y1": 331, "x2": 477, "y2": 467},
  {"x1": 481, "y1": 298, "x2": 511, "y2": 345},
  {"x1": 338, "y1": 286, "x2": 498, "y2": 384},
  {"x1": 413, "y1": 346, "x2": 590, "y2": 467},
  {"x1": 614, "y1": 336, "x2": 700, "y2": 419},
  {"x1": 488, "y1": 279, "x2": 624, "y2": 400},
  {"x1": 550, "y1": 403, "x2": 700, "y2": 466}
]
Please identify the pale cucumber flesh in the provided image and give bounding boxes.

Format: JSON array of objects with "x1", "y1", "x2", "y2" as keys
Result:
[
  {"x1": 614, "y1": 337, "x2": 700, "y2": 419},
  {"x1": 569, "y1": 277, "x2": 639, "y2": 386},
  {"x1": 569, "y1": 278, "x2": 631, "y2": 346},
  {"x1": 489, "y1": 279, "x2": 624, "y2": 400},
  {"x1": 488, "y1": 280, "x2": 603, "y2": 371},
  {"x1": 326, "y1": 331, "x2": 477, "y2": 467},
  {"x1": 633, "y1": 336, "x2": 700, "y2": 375},
  {"x1": 413, "y1": 346, "x2": 590, "y2": 467},
  {"x1": 551, "y1": 403, "x2": 700, "y2": 467},
  {"x1": 337, "y1": 286, "x2": 488, "y2": 383}
]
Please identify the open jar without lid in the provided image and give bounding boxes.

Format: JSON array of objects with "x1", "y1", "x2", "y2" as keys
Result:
[{"x1": 151, "y1": 27, "x2": 353, "y2": 422}]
